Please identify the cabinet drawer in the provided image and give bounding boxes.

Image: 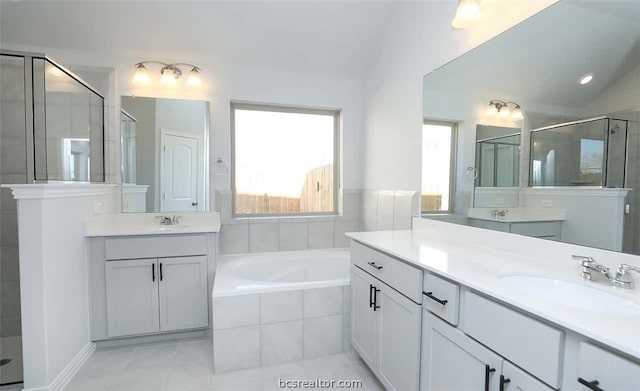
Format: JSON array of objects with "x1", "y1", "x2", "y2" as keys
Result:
[
  {"x1": 502, "y1": 360, "x2": 554, "y2": 391},
  {"x1": 510, "y1": 222, "x2": 561, "y2": 238},
  {"x1": 351, "y1": 241, "x2": 422, "y2": 303},
  {"x1": 462, "y1": 290, "x2": 563, "y2": 388},
  {"x1": 105, "y1": 235, "x2": 207, "y2": 260},
  {"x1": 423, "y1": 273, "x2": 460, "y2": 326},
  {"x1": 578, "y1": 343, "x2": 640, "y2": 390}
]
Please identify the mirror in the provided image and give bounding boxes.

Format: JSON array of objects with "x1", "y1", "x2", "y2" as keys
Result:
[
  {"x1": 474, "y1": 125, "x2": 520, "y2": 207},
  {"x1": 422, "y1": 1, "x2": 640, "y2": 254},
  {"x1": 120, "y1": 96, "x2": 210, "y2": 213}
]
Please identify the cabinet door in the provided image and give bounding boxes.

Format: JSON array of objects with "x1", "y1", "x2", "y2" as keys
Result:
[
  {"x1": 578, "y1": 343, "x2": 640, "y2": 391},
  {"x1": 501, "y1": 361, "x2": 554, "y2": 391},
  {"x1": 105, "y1": 259, "x2": 159, "y2": 337},
  {"x1": 351, "y1": 266, "x2": 378, "y2": 371},
  {"x1": 158, "y1": 256, "x2": 208, "y2": 331},
  {"x1": 378, "y1": 283, "x2": 422, "y2": 391},
  {"x1": 421, "y1": 311, "x2": 501, "y2": 391}
]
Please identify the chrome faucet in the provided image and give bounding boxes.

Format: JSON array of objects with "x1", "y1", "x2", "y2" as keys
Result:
[
  {"x1": 573, "y1": 255, "x2": 613, "y2": 282},
  {"x1": 492, "y1": 209, "x2": 509, "y2": 219},
  {"x1": 155, "y1": 215, "x2": 181, "y2": 225},
  {"x1": 573, "y1": 255, "x2": 640, "y2": 289},
  {"x1": 614, "y1": 264, "x2": 640, "y2": 289}
]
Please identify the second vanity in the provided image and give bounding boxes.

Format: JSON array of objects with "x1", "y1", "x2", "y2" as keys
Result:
[
  {"x1": 86, "y1": 212, "x2": 220, "y2": 342},
  {"x1": 348, "y1": 219, "x2": 640, "y2": 391}
]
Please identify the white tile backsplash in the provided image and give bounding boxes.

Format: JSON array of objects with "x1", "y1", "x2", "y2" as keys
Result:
[
  {"x1": 220, "y1": 223, "x2": 249, "y2": 254},
  {"x1": 376, "y1": 190, "x2": 395, "y2": 230},
  {"x1": 249, "y1": 223, "x2": 279, "y2": 252},
  {"x1": 279, "y1": 222, "x2": 308, "y2": 251},
  {"x1": 334, "y1": 220, "x2": 361, "y2": 248},
  {"x1": 307, "y1": 221, "x2": 335, "y2": 249}
]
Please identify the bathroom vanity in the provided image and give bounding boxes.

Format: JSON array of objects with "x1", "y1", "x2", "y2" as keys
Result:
[
  {"x1": 348, "y1": 220, "x2": 640, "y2": 391},
  {"x1": 86, "y1": 213, "x2": 220, "y2": 341}
]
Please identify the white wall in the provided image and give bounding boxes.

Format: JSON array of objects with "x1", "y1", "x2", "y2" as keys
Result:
[
  {"x1": 363, "y1": 0, "x2": 558, "y2": 193},
  {"x1": 10, "y1": 185, "x2": 117, "y2": 391}
]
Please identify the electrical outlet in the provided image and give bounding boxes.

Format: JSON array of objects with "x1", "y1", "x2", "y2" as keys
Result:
[
  {"x1": 94, "y1": 202, "x2": 103, "y2": 215},
  {"x1": 496, "y1": 198, "x2": 505, "y2": 205},
  {"x1": 542, "y1": 199, "x2": 552, "y2": 207}
]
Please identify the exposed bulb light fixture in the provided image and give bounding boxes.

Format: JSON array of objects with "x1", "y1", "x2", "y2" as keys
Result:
[
  {"x1": 132, "y1": 61, "x2": 202, "y2": 87},
  {"x1": 486, "y1": 100, "x2": 524, "y2": 120},
  {"x1": 452, "y1": 0, "x2": 480, "y2": 29},
  {"x1": 579, "y1": 73, "x2": 594, "y2": 85}
]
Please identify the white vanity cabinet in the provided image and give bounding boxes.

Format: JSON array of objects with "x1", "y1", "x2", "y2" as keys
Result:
[
  {"x1": 351, "y1": 242, "x2": 423, "y2": 391},
  {"x1": 577, "y1": 343, "x2": 640, "y2": 391},
  {"x1": 421, "y1": 311, "x2": 554, "y2": 391},
  {"x1": 105, "y1": 256, "x2": 208, "y2": 337},
  {"x1": 88, "y1": 233, "x2": 217, "y2": 341}
]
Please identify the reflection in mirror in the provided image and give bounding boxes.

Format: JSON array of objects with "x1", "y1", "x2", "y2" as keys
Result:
[
  {"x1": 422, "y1": 1, "x2": 640, "y2": 254},
  {"x1": 120, "y1": 96, "x2": 209, "y2": 213}
]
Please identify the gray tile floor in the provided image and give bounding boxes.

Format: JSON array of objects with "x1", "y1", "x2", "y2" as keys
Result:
[{"x1": 64, "y1": 339, "x2": 384, "y2": 391}]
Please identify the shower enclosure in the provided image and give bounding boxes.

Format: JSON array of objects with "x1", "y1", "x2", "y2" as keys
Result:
[
  {"x1": 0, "y1": 50, "x2": 105, "y2": 386},
  {"x1": 529, "y1": 116, "x2": 640, "y2": 254}
]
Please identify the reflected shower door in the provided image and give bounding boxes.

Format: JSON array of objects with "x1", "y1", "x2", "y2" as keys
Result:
[{"x1": 624, "y1": 121, "x2": 640, "y2": 255}]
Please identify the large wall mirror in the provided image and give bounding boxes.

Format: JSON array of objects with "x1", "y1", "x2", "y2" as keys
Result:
[
  {"x1": 423, "y1": 1, "x2": 640, "y2": 254},
  {"x1": 120, "y1": 96, "x2": 210, "y2": 213}
]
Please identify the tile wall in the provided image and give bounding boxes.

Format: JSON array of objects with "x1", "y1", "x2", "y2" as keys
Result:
[
  {"x1": 216, "y1": 189, "x2": 420, "y2": 254},
  {"x1": 212, "y1": 286, "x2": 351, "y2": 373}
]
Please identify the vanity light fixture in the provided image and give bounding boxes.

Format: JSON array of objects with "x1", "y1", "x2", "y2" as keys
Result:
[
  {"x1": 133, "y1": 61, "x2": 202, "y2": 86},
  {"x1": 451, "y1": 0, "x2": 480, "y2": 28},
  {"x1": 579, "y1": 73, "x2": 594, "y2": 85},
  {"x1": 486, "y1": 100, "x2": 524, "y2": 120}
]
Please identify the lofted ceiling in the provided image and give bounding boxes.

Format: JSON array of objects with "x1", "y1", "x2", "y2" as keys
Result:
[
  {"x1": 0, "y1": 0, "x2": 397, "y2": 78},
  {"x1": 423, "y1": 0, "x2": 640, "y2": 110}
]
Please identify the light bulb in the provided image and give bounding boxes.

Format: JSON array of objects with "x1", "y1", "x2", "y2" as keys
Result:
[
  {"x1": 133, "y1": 64, "x2": 150, "y2": 84},
  {"x1": 187, "y1": 67, "x2": 202, "y2": 86},
  {"x1": 511, "y1": 106, "x2": 524, "y2": 120},
  {"x1": 161, "y1": 67, "x2": 177, "y2": 85},
  {"x1": 499, "y1": 106, "x2": 511, "y2": 118},
  {"x1": 452, "y1": 0, "x2": 480, "y2": 28},
  {"x1": 579, "y1": 73, "x2": 594, "y2": 85},
  {"x1": 486, "y1": 103, "x2": 498, "y2": 116}
]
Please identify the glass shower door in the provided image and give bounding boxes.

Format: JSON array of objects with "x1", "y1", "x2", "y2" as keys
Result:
[
  {"x1": 624, "y1": 120, "x2": 640, "y2": 255},
  {"x1": 0, "y1": 54, "x2": 26, "y2": 386}
]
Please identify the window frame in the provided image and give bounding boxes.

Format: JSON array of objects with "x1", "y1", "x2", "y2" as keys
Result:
[
  {"x1": 230, "y1": 101, "x2": 341, "y2": 218},
  {"x1": 421, "y1": 119, "x2": 458, "y2": 215}
]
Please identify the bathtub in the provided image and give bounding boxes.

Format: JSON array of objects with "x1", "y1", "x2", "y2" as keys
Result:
[
  {"x1": 211, "y1": 249, "x2": 352, "y2": 373},
  {"x1": 212, "y1": 248, "x2": 350, "y2": 297}
]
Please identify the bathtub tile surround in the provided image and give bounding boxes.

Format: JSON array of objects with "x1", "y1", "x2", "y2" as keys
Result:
[
  {"x1": 216, "y1": 188, "x2": 419, "y2": 254},
  {"x1": 212, "y1": 287, "x2": 350, "y2": 373}
]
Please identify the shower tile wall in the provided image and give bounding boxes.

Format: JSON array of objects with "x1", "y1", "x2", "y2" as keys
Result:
[
  {"x1": 217, "y1": 189, "x2": 420, "y2": 254},
  {"x1": 1, "y1": 55, "x2": 26, "y2": 385}
]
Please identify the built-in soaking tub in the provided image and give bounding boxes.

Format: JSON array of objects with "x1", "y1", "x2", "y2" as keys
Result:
[{"x1": 211, "y1": 249, "x2": 352, "y2": 373}]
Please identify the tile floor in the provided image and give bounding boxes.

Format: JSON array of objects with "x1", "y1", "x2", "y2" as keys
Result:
[
  {"x1": 0, "y1": 336, "x2": 23, "y2": 386},
  {"x1": 64, "y1": 338, "x2": 384, "y2": 391}
]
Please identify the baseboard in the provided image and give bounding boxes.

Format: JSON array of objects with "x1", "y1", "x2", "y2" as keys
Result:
[{"x1": 22, "y1": 342, "x2": 95, "y2": 391}]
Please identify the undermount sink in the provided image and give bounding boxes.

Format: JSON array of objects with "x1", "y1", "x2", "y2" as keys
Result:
[
  {"x1": 148, "y1": 225, "x2": 191, "y2": 232},
  {"x1": 499, "y1": 275, "x2": 640, "y2": 316}
]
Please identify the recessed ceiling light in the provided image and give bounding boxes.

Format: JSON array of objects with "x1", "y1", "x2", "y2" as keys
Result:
[{"x1": 579, "y1": 73, "x2": 594, "y2": 85}]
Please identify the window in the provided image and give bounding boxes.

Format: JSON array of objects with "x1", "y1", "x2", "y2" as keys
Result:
[
  {"x1": 232, "y1": 103, "x2": 339, "y2": 216},
  {"x1": 421, "y1": 121, "x2": 457, "y2": 213}
]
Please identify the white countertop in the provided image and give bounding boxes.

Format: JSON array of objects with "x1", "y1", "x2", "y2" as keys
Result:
[
  {"x1": 347, "y1": 222, "x2": 640, "y2": 359},
  {"x1": 86, "y1": 212, "x2": 221, "y2": 237}
]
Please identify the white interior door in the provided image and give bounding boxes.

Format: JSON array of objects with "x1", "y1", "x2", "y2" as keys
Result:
[{"x1": 161, "y1": 132, "x2": 199, "y2": 212}]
